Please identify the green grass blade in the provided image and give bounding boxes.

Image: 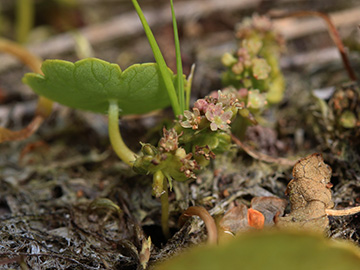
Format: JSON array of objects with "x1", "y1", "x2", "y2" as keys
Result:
[
  {"x1": 170, "y1": 0, "x2": 184, "y2": 114},
  {"x1": 131, "y1": 0, "x2": 182, "y2": 117},
  {"x1": 16, "y1": 0, "x2": 34, "y2": 44},
  {"x1": 186, "y1": 64, "x2": 195, "y2": 110}
]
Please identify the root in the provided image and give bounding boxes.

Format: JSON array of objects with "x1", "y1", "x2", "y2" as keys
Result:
[{"x1": 326, "y1": 206, "x2": 360, "y2": 216}]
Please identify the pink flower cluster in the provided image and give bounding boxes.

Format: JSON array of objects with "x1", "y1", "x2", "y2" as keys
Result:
[{"x1": 180, "y1": 90, "x2": 242, "y2": 132}]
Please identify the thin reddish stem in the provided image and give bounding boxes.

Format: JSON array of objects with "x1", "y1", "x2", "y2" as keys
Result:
[
  {"x1": 0, "y1": 38, "x2": 53, "y2": 142},
  {"x1": 272, "y1": 10, "x2": 356, "y2": 81},
  {"x1": 231, "y1": 133, "x2": 295, "y2": 166},
  {"x1": 179, "y1": 206, "x2": 218, "y2": 245}
]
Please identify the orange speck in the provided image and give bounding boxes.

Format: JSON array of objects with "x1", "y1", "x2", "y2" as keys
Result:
[
  {"x1": 247, "y1": 208, "x2": 265, "y2": 229},
  {"x1": 326, "y1": 182, "x2": 333, "y2": 189},
  {"x1": 76, "y1": 190, "x2": 84, "y2": 198},
  {"x1": 213, "y1": 169, "x2": 221, "y2": 177}
]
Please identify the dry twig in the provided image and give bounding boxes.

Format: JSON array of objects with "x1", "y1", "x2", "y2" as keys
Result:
[
  {"x1": 231, "y1": 133, "x2": 296, "y2": 166},
  {"x1": 272, "y1": 10, "x2": 357, "y2": 81},
  {"x1": 0, "y1": 38, "x2": 53, "y2": 143}
]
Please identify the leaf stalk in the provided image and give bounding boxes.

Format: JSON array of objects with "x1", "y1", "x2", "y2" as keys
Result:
[{"x1": 108, "y1": 101, "x2": 137, "y2": 166}]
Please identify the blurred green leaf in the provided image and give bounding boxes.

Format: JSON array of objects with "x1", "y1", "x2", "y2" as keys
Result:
[
  {"x1": 156, "y1": 230, "x2": 360, "y2": 270},
  {"x1": 340, "y1": 110, "x2": 357, "y2": 129}
]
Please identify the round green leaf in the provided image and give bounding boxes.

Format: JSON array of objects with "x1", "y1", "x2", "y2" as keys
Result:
[{"x1": 23, "y1": 58, "x2": 173, "y2": 115}]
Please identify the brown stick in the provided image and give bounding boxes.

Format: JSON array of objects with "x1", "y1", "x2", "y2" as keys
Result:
[
  {"x1": 0, "y1": 115, "x2": 44, "y2": 142},
  {"x1": 231, "y1": 133, "x2": 296, "y2": 166},
  {"x1": 179, "y1": 206, "x2": 218, "y2": 245},
  {"x1": 326, "y1": 206, "x2": 360, "y2": 217},
  {"x1": 0, "y1": 38, "x2": 53, "y2": 143}
]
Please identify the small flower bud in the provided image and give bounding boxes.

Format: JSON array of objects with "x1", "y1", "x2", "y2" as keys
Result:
[
  {"x1": 221, "y1": 52, "x2": 238, "y2": 67},
  {"x1": 231, "y1": 62, "x2": 244, "y2": 75}
]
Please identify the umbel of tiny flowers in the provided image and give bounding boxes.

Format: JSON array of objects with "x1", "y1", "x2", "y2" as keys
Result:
[
  {"x1": 133, "y1": 127, "x2": 201, "y2": 185},
  {"x1": 222, "y1": 14, "x2": 286, "y2": 105},
  {"x1": 182, "y1": 90, "x2": 242, "y2": 126},
  {"x1": 176, "y1": 90, "x2": 242, "y2": 159},
  {"x1": 178, "y1": 91, "x2": 241, "y2": 133},
  {"x1": 133, "y1": 127, "x2": 202, "y2": 238},
  {"x1": 207, "y1": 87, "x2": 267, "y2": 139},
  {"x1": 235, "y1": 14, "x2": 285, "y2": 52},
  {"x1": 133, "y1": 90, "x2": 245, "y2": 237},
  {"x1": 222, "y1": 45, "x2": 272, "y2": 89},
  {"x1": 133, "y1": 90, "x2": 244, "y2": 237}
]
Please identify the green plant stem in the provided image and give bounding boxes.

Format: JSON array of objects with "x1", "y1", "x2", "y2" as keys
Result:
[
  {"x1": 158, "y1": 171, "x2": 170, "y2": 239},
  {"x1": 108, "y1": 100, "x2": 137, "y2": 166},
  {"x1": 170, "y1": 0, "x2": 185, "y2": 113},
  {"x1": 131, "y1": 0, "x2": 182, "y2": 117},
  {"x1": 16, "y1": 0, "x2": 34, "y2": 44}
]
